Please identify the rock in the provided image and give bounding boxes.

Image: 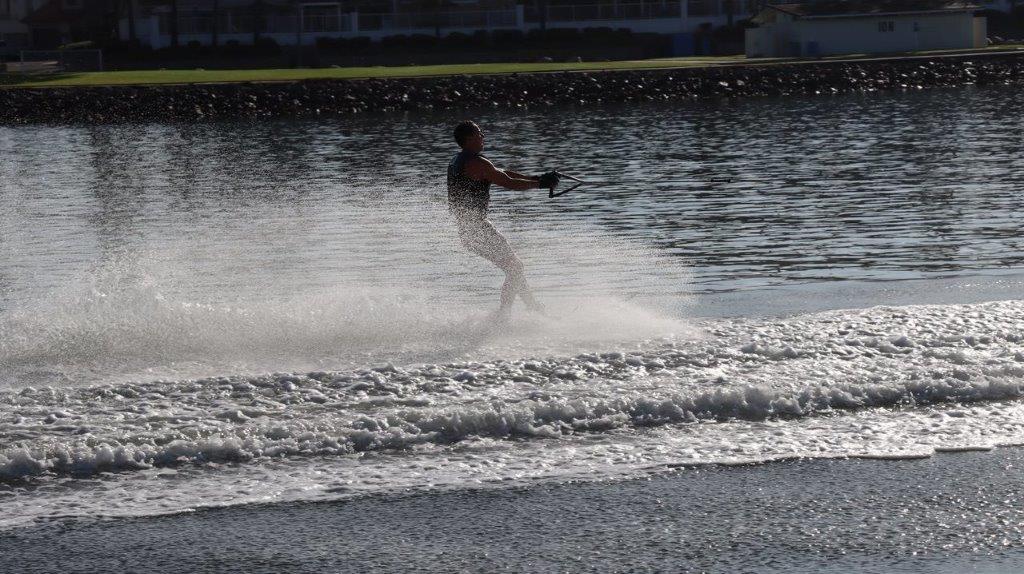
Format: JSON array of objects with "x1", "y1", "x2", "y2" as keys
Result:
[{"x1": 2, "y1": 53, "x2": 1024, "y2": 125}]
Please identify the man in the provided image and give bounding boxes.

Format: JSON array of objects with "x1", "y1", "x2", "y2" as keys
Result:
[{"x1": 447, "y1": 120, "x2": 559, "y2": 321}]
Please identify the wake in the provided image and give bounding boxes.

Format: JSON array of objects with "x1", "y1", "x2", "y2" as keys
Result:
[{"x1": 3, "y1": 299, "x2": 1023, "y2": 481}]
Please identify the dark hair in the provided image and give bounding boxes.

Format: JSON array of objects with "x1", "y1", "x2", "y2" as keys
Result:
[{"x1": 453, "y1": 120, "x2": 479, "y2": 147}]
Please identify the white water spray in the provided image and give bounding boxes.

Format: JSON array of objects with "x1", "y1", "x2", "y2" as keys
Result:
[{"x1": 0, "y1": 189, "x2": 694, "y2": 387}]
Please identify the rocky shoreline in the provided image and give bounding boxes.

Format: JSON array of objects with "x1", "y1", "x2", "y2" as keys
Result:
[{"x1": 2, "y1": 51, "x2": 1024, "y2": 124}]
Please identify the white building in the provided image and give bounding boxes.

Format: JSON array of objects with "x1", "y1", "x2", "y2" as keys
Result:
[
  {"x1": 746, "y1": 1, "x2": 987, "y2": 58},
  {"x1": 122, "y1": 0, "x2": 753, "y2": 49}
]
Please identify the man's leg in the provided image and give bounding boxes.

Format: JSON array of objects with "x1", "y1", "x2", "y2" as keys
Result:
[
  {"x1": 459, "y1": 218, "x2": 542, "y2": 316},
  {"x1": 498, "y1": 254, "x2": 543, "y2": 314}
]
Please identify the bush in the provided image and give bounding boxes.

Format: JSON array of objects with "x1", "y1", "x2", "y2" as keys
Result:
[
  {"x1": 315, "y1": 36, "x2": 373, "y2": 53},
  {"x1": 316, "y1": 36, "x2": 339, "y2": 50},
  {"x1": 219, "y1": 38, "x2": 242, "y2": 55},
  {"x1": 582, "y1": 26, "x2": 616, "y2": 39},
  {"x1": 381, "y1": 34, "x2": 442, "y2": 52},
  {"x1": 253, "y1": 36, "x2": 281, "y2": 55},
  {"x1": 526, "y1": 27, "x2": 580, "y2": 46},
  {"x1": 443, "y1": 31, "x2": 473, "y2": 49},
  {"x1": 380, "y1": 34, "x2": 411, "y2": 50},
  {"x1": 348, "y1": 36, "x2": 372, "y2": 52},
  {"x1": 492, "y1": 29, "x2": 525, "y2": 45},
  {"x1": 409, "y1": 33, "x2": 441, "y2": 49}
]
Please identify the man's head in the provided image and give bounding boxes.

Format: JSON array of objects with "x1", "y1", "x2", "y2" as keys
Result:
[{"x1": 453, "y1": 120, "x2": 483, "y2": 153}]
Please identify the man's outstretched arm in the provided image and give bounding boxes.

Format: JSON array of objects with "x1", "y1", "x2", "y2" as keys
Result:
[
  {"x1": 466, "y1": 158, "x2": 541, "y2": 191},
  {"x1": 505, "y1": 170, "x2": 539, "y2": 182}
]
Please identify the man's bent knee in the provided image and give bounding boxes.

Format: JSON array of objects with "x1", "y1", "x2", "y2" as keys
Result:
[{"x1": 501, "y1": 255, "x2": 525, "y2": 276}]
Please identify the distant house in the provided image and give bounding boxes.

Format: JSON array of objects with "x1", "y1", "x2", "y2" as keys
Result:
[
  {"x1": 122, "y1": 0, "x2": 753, "y2": 48},
  {"x1": 745, "y1": 0, "x2": 987, "y2": 58}
]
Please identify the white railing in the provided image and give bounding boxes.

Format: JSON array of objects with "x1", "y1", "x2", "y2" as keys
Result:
[
  {"x1": 173, "y1": 15, "x2": 215, "y2": 35},
  {"x1": 144, "y1": 1, "x2": 753, "y2": 47},
  {"x1": 543, "y1": 2, "x2": 682, "y2": 22},
  {"x1": 160, "y1": 12, "x2": 298, "y2": 35},
  {"x1": 359, "y1": 10, "x2": 517, "y2": 32},
  {"x1": 687, "y1": 0, "x2": 721, "y2": 17},
  {"x1": 303, "y1": 13, "x2": 352, "y2": 33}
]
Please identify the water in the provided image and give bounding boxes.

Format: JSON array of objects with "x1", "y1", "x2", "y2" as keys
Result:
[
  {"x1": 2, "y1": 85, "x2": 1024, "y2": 543},
  {"x1": 7, "y1": 449, "x2": 1024, "y2": 573}
]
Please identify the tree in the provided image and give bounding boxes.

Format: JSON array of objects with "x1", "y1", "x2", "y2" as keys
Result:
[
  {"x1": 127, "y1": 0, "x2": 137, "y2": 43},
  {"x1": 170, "y1": 0, "x2": 179, "y2": 48},
  {"x1": 212, "y1": 0, "x2": 220, "y2": 47},
  {"x1": 253, "y1": 0, "x2": 266, "y2": 44}
]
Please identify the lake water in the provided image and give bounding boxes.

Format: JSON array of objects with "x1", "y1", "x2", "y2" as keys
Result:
[{"x1": 2, "y1": 85, "x2": 1024, "y2": 564}]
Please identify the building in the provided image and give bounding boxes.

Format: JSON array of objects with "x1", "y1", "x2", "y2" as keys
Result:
[
  {"x1": 121, "y1": 0, "x2": 754, "y2": 49},
  {"x1": 0, "y1": 0, "x2": 45, "y2": 55},
  {"x1": 745, "y1": 0, "x2": 987, "y2": 58}
]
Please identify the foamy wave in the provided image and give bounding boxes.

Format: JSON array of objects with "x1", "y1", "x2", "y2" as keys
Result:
[
  {"x1": 3, "y1": 299, "x2": 1023, "y2": 480},
  {"x1": 5, "y1": 376, "x2": 1023, "y2": 481}
]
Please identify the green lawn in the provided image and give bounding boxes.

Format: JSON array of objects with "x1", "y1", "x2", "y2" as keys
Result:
[
  {"x1": 0, "y1": 56, "x2": 749, "y2": 88},
  {"x1": 0, "y1": 45, "x2": 1020, "y2": 88}
]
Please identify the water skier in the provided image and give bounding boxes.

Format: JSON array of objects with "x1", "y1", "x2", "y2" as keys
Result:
[{"x1": 447, "y1": 120, "x2": 559, "y2": 322}]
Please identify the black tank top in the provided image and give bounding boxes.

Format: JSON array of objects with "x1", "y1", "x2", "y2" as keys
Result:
[{"x1": 447, "y1": 150, "x2": 490, "y2": 217}]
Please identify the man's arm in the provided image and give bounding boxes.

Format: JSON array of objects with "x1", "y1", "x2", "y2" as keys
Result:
[
  {"x1": 465, "y1": 158, "x2": 540, "y2": 191},
  {"x1": 505, "y1": 170, "x2": 539, "y2": 182}
]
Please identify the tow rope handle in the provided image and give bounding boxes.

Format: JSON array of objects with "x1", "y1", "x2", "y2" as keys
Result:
[{"x1": 548, "y1": 171, "x2": 587, "y2": 198}]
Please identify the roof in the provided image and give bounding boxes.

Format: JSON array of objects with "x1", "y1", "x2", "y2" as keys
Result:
[
  {"x1": 146, "y1": 0, "x2": 294, "y2": 11},
  {"x1": 22, "y1": 0, "x2": 121, "y2": 25},
  {"x1": 174, "y1": 0, "x2": 293, "y2": 8},
  {"x1": 768, "y1": 0, "x2": 979, "y2": 18},
  {"x1": 22, "y1": 0, "x2": 74, "y2": 25}
]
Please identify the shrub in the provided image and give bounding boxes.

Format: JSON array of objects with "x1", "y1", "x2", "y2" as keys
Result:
[
  {"x1": 582, "y1": 26, "x2": 616, "y2": 39},
  {"x1": 347, "y1": 36, "x2": 372, "y2": 52},
  {"x1": 253, "y1": 36, "x2": 281, "y2": 55},
  {"x1": 492, "y1": 29, "x2": 525, "y2": 45},
  {"x1": 443, "y1": 31, "x2": 472, "y2": 49},
  {"x1": 316, "y1": 36, "x2": 340, "y2": 50},
  {"x1": 380, "y1": 34, "x2": 411, "y2": 50},
  {"x1": 526, "y1": 27, "x2": 580, "y2": 46}
]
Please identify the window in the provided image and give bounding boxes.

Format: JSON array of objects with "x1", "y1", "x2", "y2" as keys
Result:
[
  {"x1": 0, "y1": 0, "x2": 10, "y2": 18},
  {"x1": 878, "y1": 20, "x2": 894, "y2": 32}
]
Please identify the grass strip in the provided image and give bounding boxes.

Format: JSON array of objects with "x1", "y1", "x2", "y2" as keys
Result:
[{"x1": 1, "y1": 46, "x2": 1021, "y2": 88}]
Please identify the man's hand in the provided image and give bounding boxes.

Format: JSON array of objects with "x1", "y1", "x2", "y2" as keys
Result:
[{"x1": 538, "y1": 171, "x2": 560, "y2": 190}]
